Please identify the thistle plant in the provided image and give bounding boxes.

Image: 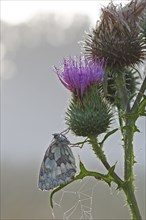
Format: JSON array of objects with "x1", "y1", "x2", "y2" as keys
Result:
[{"x1": 39, "y1": 1, "x2": 146, "y2": 219}]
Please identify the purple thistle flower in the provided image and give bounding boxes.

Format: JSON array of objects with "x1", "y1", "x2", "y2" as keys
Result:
[{"x1": 55, "y1": 56, "x2": 104, "y2": 98}]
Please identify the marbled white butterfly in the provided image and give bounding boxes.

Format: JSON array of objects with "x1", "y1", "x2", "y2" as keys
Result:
[{"x1": 38, "y1": 133, "x2": 76, "y2": 191}]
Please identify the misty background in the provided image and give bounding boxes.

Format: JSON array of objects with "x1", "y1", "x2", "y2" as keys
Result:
[{"x1": 1, "y1": 5, "x2": 146, "y2": 220}]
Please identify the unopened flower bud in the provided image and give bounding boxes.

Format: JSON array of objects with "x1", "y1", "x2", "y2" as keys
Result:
[{"x1": 66, "y1": 86, "x2": 112, "y2": 137}]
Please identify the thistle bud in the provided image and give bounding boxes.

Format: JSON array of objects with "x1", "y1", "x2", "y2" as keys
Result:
[
  {"x1": 102, "y1": 68, "x2": 138, "y2": 105},
  {"x1": 66, "y1": 86, "x2": 112, "y2": 137}
]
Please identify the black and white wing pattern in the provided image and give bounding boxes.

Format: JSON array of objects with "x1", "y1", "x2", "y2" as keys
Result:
[{"x1": 38, "y1": 133, "x2": 76, "y2": 191}]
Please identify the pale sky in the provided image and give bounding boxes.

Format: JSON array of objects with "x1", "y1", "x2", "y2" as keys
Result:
[{"x1": 1, "y1": 1, "x2": 130, "y2": 25}]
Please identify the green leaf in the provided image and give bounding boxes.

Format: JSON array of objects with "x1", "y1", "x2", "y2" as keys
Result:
[
  {"x1": 108, "y1": 164, "x2": 116, "y2": 176},
  {"x1": 99, "y1": 128, "x2": 119, "y2": 147},
  {"x1": 138, "y1": 97, "x2": 146, "y2": 116},
  {"x1": 133, "y1": 125, "x2": 140, "y2": 133},
  {"x1": 79, "y1": 160, "x2": 88, "y2": 175},
  {"x1": 123, "y1": 113, "x2": 138, "y2": 120},
  {"x1": 105, "y1": 164, "x2": 116, "y2": 186},
  {"x1": 129, "y1": 93, "x2": 146, "y2": 121},
  {"x1": 140, "y1": 113, "x2": 146, "y2": 116},
  {"x1": 50, "y1": 184, "x2": 67, "y2": 208},
  {"x1": 50, "y1": 161, "x2": 115, "y2": 208}
]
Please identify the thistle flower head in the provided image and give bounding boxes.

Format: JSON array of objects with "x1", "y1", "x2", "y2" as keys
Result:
[
  {"x1": 84, "y1": 0, "x2": 146, "y2": 68},
  {"x1": 55, "y1": 56, "x2": 104, "y2": 98}
]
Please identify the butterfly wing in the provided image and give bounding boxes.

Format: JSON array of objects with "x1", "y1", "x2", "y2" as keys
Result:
[{"x1": 38, "y1": 135, "x2": 76, "y2": 191}]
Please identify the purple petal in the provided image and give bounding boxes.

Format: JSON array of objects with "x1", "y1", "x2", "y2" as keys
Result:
[{"x1": 55, "y1": 56, "x2": 104, "y2": 98}]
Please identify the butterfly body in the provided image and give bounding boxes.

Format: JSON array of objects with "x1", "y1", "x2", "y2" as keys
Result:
[{"x1": 38, "y1": 133, "x2": 76, "y2": 191}]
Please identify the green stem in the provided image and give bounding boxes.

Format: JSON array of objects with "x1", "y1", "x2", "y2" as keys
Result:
[
  {"x1": 89, "y1": 136, "x2": 123, "y2": 187},
  {"x1": 115, "y1": 71, "x2": 131, "y2": 112},
  {"x1": 123, "y1": 184, "x2": 142, "y2": 220},
  {"x1": 117, "y1": 107, "x2": 124, "y2": 135},
  {"x1": 115, "y1": 72, "x2": 142, "y2": 220},
  {"x1": 124, "y1": 119, "x2": 134, "y2": 183},
  {"x1": 89, "y1": 136, "x2": 142, "y2": 220},
  {"x1": 123, "y1": 118, "x2": 142, "y2": 220}
]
